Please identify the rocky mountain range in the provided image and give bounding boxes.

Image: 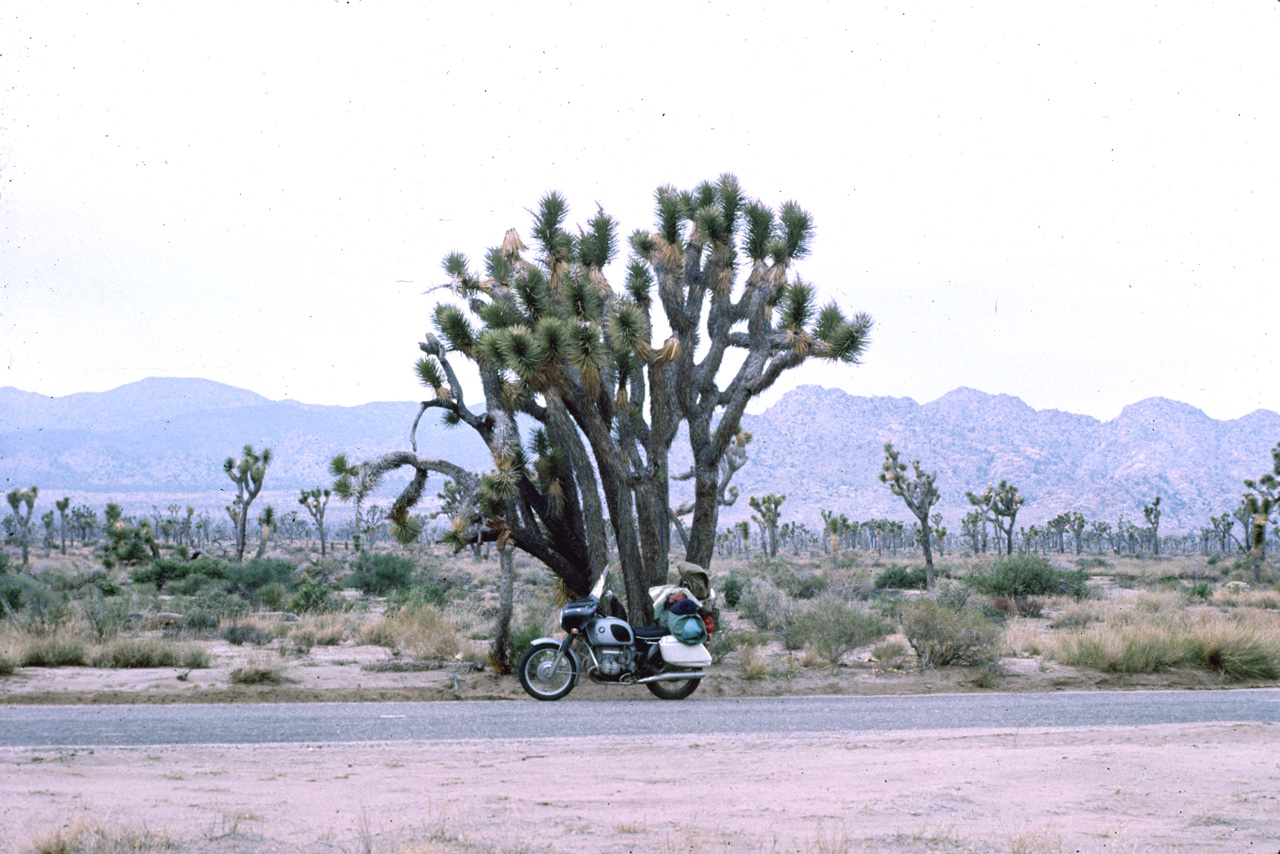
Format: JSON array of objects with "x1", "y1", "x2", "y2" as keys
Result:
[{"x1": 3, "y1": 378, "x2": 1278, "y2": 535}]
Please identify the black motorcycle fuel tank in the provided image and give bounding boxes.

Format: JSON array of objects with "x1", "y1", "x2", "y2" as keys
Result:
[{"x1": 560, "y1": 597, "x2": 598, "y2": 632}]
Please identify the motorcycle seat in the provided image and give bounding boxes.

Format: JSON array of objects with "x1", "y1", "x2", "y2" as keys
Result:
[{"x1": 633, "y1": 625, "x2": 669, "y2": 640}]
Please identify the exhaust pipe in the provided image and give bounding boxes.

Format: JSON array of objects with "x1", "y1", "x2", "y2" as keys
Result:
[{"x1": 635, "y1": 670, "x2": 706, "y2": 684}]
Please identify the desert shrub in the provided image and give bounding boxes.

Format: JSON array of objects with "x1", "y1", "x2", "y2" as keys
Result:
[
  {"x1": 93, "y1": 637, "x2": 209, "y2": 669},
  {"x1": 1183, "y1": 624, "x2": 1280, "y2": 681},
  {"x1": 737, "y1": 578, "x2": 793, "y2": 631},
  {"x1": 348, "y1": 552, "x2": 417, "y2": 596},
  {"x1": 1049, "y1": 600, "x2": 1105, "y2": 630},
  {"x1": 31, "y1": 822, "x2": 176, "y2": 854},
  {"x1": 0, "y1": 651, "x2": 15, "y2": 675},
  {"x1": 287, "y1": 615, "x2": 348, "y2": 650},
  {"x1": 222, "y1": 622, "x2": 272, "y2": 646},
  {"x1": 180, "y1": 608, "x2": 219, "y2": 632},
  {"x1": 773, "y1": 567, "x2": 828, "y2": 599},
  {"x1": 287, "y1": 582, "x2": 341, "y2": 615},
  {"x1": 256, "y1": 582, "x2": 289, "y2": 611},
  {"x1": 229, "y1": 663, "x2": 284, "y2": 685},
  {"x1": 369, "y1": 601, "x2": 464, "y2": 661},
  {"x1": 78, "y1": 594, "x2": 130, "y2": 641},
  {"x1": 19, "y1": 633, "x2": 88, "y2": 667},
  {"x1": 225, "y1": 558, "x2": 295, "y2": 601},
  {"x1": 875, "y1": 564, "x2": 928, "y2": 590},
  {"x1": 187, "y1": 589, "x2": 251, "y2": 621},
  {"x1": 993, "y1": 596, "x2": 1044, "y2": 618},
  {"x1": 794, "y1": 597, "x2": 891, "y2": 666},
  {"x1": 871, "y1": 639, "x2": 909, "y2": 668},
  {"x1": 1052, "y1": 625, "x2": 1183, "y2": 674},
  {"x1": 387, "y1": 579, "x2": 451, "y2": 609},
  {"x1": 132, "y1": 557, "x2": 228, "y2": 592},
  {"x1": 1, "y1": 578, "x2": 70, "y2": 634},
  {"x1": 900, "y1": 600, "x2": 1001, "y2": 668},
  {"x1": 1075, "y1": 556, "x2": 1110, "y2": 569},
  {"x1": 507, "y1": 611, "x2": 550, "y2": 667},
  {"x1": 966, "y1": 555, "x2": 1089, "y2": 599},
  {"x1": 721, "y1": 573, "x2": 745, "y2": 608}
]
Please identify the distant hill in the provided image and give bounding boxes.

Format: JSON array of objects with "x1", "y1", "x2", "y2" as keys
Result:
[
  {"x1": 0, "y1": 378, "x2": 491, "y2": 512},
  {"x1": 3, "y1": 378, "x2": 1279, "y2": 534},
  {"x1": 693, "y1": 386, "x2": 1280, "y2": 535}
]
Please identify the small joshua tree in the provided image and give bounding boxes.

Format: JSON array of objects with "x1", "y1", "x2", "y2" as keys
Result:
[
  {"x1": 299, "y1": 488, "x2": 331, "y2": 557},
  {"x1": 748, "y1": 493, "x2": 786, "y2": 558},
  {"x1": 1243, "y1": 443, "x2": 1280, "y2": 582},
  {"x1": 6, "y1": 486, "x2": 38, "y2": 567},
  {"x1": 254, "y1": 505, "x2": 277, "y2": 559},
  {"x1": 55, "y1": 497, "x2": 70, "y2": 555},
  {"x1": 966, "y1": 480, "x2": 1024, "y2": 557},
  {"x1": 224, "y1": 445, "x2": 271, "y2": 562},
  {"x1": 879, "y1": 443, "x2": 940, "y2": 587},
  {"x1": 1143, "y1": 496, "x2": 1163, "y2": 556}
]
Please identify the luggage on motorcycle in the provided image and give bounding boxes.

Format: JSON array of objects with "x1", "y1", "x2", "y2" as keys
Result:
[{"x1": 658, "y1": 636, "x2": 712, "y2": 667}]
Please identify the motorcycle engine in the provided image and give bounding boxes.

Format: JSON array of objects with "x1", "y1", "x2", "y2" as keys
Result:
[
  {"x1": 586, "y1": 616, "x2": 637, "y2": 679},
  {"x1": 595, "y1": 647, "x2": 636, "y2": 678}
]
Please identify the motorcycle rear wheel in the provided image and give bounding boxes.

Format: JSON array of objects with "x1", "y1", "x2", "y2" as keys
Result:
[
  {"x1": 518, "y1": 641, "x2": 579, "y2": 701},
  {"x1": 645, "y1": 675, "x2": 701, "y2": 700}
]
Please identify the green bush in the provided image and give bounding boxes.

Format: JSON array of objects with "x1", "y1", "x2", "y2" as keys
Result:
[
  {"x1": 900, "y1": 600, "x2": 1001, "y2": 668},
  {"x1": 348, "y1": 552, "x2": 416, "y2": 596},
  {"x1": 966, "y1": 555, "x2": 1089, "y2": 599},
  {"x1": 875, "y1": 564, "x2": 928, "y2": 590},
  {"x1": 0, "y1": 653, "x2": 14, "y2": 676},
  {"x1": 794, "y1": 598, "x2": 891, "y2": 666},
  {"x1": 257, "y1": 582, "x2": 289, "y2": 611},
  {"x1": 181, "y1": 608, "x2": 220, "y2": 632},
  {"x1": 288, "y1": 582, "x2": 340, "y2": 614},
  {"x1": 133, "y1": 557, "x2": 229, "y2": 592},
  {"x1": 229, "y1": 664, "x2": 284, "y2": 685},
  {"x1": 721, "y1": 573, "x2": 744, "y2": 608},
  {"x1": 226, "y1": 558, "x2": 296, "y2": 601},
  {"x1": 773, "y1": 567, "x2": 828, "y2": 599}
]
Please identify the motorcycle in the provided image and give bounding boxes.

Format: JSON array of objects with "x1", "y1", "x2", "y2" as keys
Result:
[{"x1": 517, "y1": 570, "x2": 712, "y2": 701}]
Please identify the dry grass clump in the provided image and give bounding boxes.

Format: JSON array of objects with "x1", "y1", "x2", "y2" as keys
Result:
[
  {"x1": 1047, "y1": 608, "x2": 1280, "y2": 681},
  {"x1": 17, "y1": 631, "x2": 89, "y2": 667},
  {"x1": 288, "y1": 614, "x2": 351, "y2": 650},
  {"x1": 31, "y1": 821, "x2": 176, "y2": 854},
  {"x1": 229, "y1": 656, "x2": 285, "y2": 685},
  {"x1": 1212, "y1": 587, "x2": 1280, "y2": 610},
  {"x1": 92, "y1": 637, "x2": 210, "y2": 669},
  {"x1": 363, "y1": 602, "x2": 467, "y2": 661}
]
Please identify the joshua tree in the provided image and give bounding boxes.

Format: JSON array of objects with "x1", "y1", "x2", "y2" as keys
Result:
[
  {"x1": 54, "y1": 497, "x2": 70, "y2": 555},
  {"x1": 966, "y1": 480, "x2": 1024, "y2": 557},
  {"x1": 1243, "y1": 443, "x2": 1280, "y2": 581},
  {"x1": 748, "y1": 493, "x2": 786, "y2": 558},
  {"x1": 299, "y1": 488, "x2": 332, "y2": 556},
  {"x1": 253, "y1": 505, "x2": 277, "y2": 559},
  {"x1": 671, "y1": 431, "x2": 751, "y2": 551},
  {"x1": 1143, "y1": 496, "x2": 1163, "y2": 555},
  {"x1": 224, "y1": 445, "x2": 271, "y2": 562},
  {"x1": 334, "y1": 176, "x2": 871, "y2": 622},
  {"x1": 6, "y1": 486, "x2": 38, "y2": 566},
  {"x1": 880, "y1": 443, "x2": 941, "y2": 586}
]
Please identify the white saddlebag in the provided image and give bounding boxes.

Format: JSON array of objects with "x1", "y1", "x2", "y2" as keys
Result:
[{"x1": 658, "y1": 637, "x2": 712, "y2": 668}]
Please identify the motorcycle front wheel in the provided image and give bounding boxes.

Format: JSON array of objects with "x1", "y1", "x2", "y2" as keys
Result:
[
  {"x1": 645, "y1": 674, "x2": 701, "y2": 700},
  {"x1": 518, "y1": 641, "x2": 579, "y2": 701}
]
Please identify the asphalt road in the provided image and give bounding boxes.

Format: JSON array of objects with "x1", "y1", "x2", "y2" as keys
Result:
[{"x1": 2, "y1": 689, "x2": 1277, "y2": 748}]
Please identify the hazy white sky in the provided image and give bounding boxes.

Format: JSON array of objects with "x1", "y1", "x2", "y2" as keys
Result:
[{"x1": 2, "y1": 1, "x2": 1277, "y2": 421}]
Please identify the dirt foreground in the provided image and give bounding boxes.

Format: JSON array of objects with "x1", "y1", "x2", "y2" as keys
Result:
[{"x1": 2, "y1": 722, "x2": 1278, "y2": 854}]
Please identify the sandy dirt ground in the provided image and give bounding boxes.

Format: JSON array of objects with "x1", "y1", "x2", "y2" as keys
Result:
[{"x1": 2, "y1": 723, "x2": 1278, "y2": 854}]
